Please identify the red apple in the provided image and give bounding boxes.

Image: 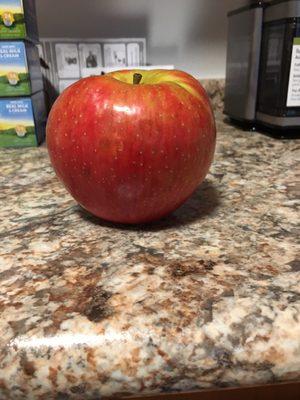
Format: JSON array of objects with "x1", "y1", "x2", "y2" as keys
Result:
[{"x1": 47, "y1": 69, "x2": 216, "y2": 224}]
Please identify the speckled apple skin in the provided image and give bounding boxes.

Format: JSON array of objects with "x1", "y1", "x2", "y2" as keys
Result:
[{"x1": 46, "y1": 70, "x2": 216, "y2": 224}]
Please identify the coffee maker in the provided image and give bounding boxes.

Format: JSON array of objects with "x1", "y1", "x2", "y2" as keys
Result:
[{"x1": 224, "y1": 0, "x2": 300, "y2": 129}]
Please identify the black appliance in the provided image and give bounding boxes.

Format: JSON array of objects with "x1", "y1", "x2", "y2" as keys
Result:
[{"x1": 225, "y1": 0, "x2": 300, "y2": 129}]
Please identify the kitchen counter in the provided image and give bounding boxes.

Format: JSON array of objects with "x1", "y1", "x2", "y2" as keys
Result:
[{"x1": 0, "y1": 107, "x2": 299, "y2": 399}]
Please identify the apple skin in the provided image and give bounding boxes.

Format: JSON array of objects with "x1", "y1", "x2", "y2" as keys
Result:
[{"x1": 47, "y1": 69, "x2": 216, "y2": 224}]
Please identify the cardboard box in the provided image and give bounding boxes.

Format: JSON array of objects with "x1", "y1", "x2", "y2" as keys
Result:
[
  {"x1": 0, "y1": 0, "x2": 38, "y2": 41},
  {"x1": 0, "y1": 40, "x2": 43, "y2": 96},
  {"x1": 0, "y1": 91, "x2": 46, "y2": 147},
  {"x1": 39, "y1": 38, "x2": 147, "y2": 95}
]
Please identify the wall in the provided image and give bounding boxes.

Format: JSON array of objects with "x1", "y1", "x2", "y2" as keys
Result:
[{"x1": 36, "y1": 0, "x2": 250, "y2": 79}]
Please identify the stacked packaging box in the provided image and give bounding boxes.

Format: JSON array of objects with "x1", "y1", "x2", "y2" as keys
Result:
[{"x1": 0, "y1": 0, "x2": 46, "y2": 147}]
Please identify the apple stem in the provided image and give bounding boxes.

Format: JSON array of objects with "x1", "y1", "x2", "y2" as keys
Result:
[{"x1": 133, "y1": 73, "x2": 142, "y2": 85}]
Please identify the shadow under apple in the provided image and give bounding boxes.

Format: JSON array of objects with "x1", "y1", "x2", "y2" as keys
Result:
[{"x1": 75, "y1": 179, "x2": 220, "y2": 232}]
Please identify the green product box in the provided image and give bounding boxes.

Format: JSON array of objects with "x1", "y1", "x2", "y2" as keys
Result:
[
  {"x1": 0, "y1": 41, "x2": 43, "y2": 97},
  {"x1": 0, "y1": 91, "x2": 46, "y2": 147},
  {"x1": 0, "y1": 0, "x2": 38, "y2": 41}
]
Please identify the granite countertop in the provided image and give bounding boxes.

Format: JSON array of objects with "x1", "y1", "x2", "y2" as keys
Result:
[{"x1": 0, "y1": 106, "x2": 300, "y2": 399}]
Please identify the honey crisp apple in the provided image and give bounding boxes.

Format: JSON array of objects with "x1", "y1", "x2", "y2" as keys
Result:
[{"x1": 47, "y1": 69, "x2": 216, "y2": 224}]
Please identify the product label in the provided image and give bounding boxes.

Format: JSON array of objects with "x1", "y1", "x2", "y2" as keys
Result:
[
  {"x1": 287, "y1": 38, "x2": 300, "y2": 107},
  {"x1": 0, "y1": 98, "x2": 36, "y2": 147},
  {"x1": 0, "y1": 0, "x2": 26, "y2": 39},
  {"x1": 0, "y1": 41, "x2": 30, "y2": 96}
]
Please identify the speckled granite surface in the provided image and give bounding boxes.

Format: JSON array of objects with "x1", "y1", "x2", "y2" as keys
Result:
[
  {"x1": 0, "y1": 87, "x2": 300, "y2": 399},
  {"x1": 202, "y1": 79, "x2": 225, "y2": 114}
]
